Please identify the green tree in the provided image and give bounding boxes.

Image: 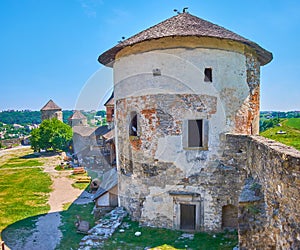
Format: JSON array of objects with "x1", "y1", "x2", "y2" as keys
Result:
[
  {"x1": 30, "y1": 118, "x2": 73, "y2": 152},
  {"x1": 29, "y1": 128, "x2": 41, "y2": 152},
  {"x1": 96, "y1": 110, "x2": 106, "y2": 117}
]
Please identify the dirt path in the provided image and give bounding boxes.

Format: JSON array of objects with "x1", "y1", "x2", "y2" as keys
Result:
[
  {"x1": 2, "y1": 149, "x2": 92, "y2": 250},
  {"x1": 44, "y1": 165, "x2": 84, "y2": 213}
]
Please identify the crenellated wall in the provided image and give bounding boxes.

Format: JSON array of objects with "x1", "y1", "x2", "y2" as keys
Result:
[{"x1": 223, "y1": 134, "x2": 300, "y2": 250}]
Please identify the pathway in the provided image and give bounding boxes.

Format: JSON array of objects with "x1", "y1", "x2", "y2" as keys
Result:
[{"x1": 2, "y1": 149, "x2": 92, "y2": 250}]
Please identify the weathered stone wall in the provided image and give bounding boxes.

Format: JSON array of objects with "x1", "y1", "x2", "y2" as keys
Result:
[
  {"x1": 234, "y1": 54, "x2": 260, "y2": 135},
  {"x1": 113, "y1": 46, "x2": 262, "y2": 231},
  {"x1": 0, "y1": 138, "x2": 22, "y2": 148},
  {"x1": 115, "y1": 94, "x2": 246, "y2": 231},
  {"x1": 69, "y1": 118, "x2": 87, "y2": 127},
  {"x1": 223, "y1": 134, "x2": 300, "y2": 249},
  {"x1": 41, "y1": 110, "x2": 63, "y2": 122}
]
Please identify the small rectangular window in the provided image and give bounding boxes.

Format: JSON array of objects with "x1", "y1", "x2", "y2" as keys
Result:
[
  {"x1": 183, "y1": 119, "x2": 209, "y2": 150},
  {"x1": 188, "y1": 120, "x2": 203, "y2": 147},
  {"x1": 204, "y1": 68, "x2": 212, "y2": 82}
]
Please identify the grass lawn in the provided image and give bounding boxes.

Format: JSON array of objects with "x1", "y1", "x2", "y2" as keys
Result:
[
  {"x1": 56, "y1": 202, "x2": 95, "y2": 250},
  {"x1": 286, "y1": 118, "x2": 300, "y2": 130},
  {"x1": 0, "y1": 148, "x2": 52, "y2": 235},
  {"x1": 103, "y1": 217, "x2": 238, "y2": 250},
  {"x1": 260, "y1": 118, "x2": 300, "y2": 151}
]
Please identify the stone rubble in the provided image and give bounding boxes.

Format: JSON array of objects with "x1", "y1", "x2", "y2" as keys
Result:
[
  {"x1": 178, "y1": 233, "x2": 194, "y2": 241},
  {"x1": 78, "y1": 206, "x2": 127, "y2": 250}
]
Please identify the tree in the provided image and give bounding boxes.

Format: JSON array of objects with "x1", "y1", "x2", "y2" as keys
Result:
[
  {"x1": 30, "y1": 118, "x2": 73, "y2": 152},
  {"x1": 30, "y1": 128, "x2": 41, "y2": 152},
  {"x1": 96, "y1": 110, "x2": 106, "y2": 117}
]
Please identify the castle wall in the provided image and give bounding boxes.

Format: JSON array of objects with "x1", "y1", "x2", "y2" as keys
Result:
[
  {"x1": 41, "y1": 110, "x2": 63, "y2": 122},
  {"x1": 70, "y1": 118, "x2": 87, "y2": 127},
  {"x1": 114, "y1": 47, "x2": 260, "y2": 134},
  {"x1": 114, "y1": 47, "x2": 258, "y2": 231},
  {"x1": 223, "y1": 134, "x2": 300, "y2": 250}
]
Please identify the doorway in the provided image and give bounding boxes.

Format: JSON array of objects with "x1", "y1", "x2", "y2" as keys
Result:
[{"x1": 180, "y1": 204, "x2": 196, "y2": 230}]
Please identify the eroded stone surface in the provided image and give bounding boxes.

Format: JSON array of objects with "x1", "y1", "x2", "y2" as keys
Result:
[
  {"x1": 78, "y1": 207, "x2": 127, "y2": 250},
  {"x1": 224, "y1": 134, "x2": 300, "y2": 250}
]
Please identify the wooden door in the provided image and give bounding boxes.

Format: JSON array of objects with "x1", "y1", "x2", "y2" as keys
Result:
[{"x1": 180, "y1": 204, "x2": 196, "y2": 230}]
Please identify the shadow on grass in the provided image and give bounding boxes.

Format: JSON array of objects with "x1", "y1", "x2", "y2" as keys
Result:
[
  {"x1": 1, "y1": 186, "x2": 95, "y2": 250},
  {"x1": 1, "y1": 214, "x2": 42, "y2": 249},
  {"x1": 103, "y1": 216, "x2": 238, "y2": 250},
  {"x1": 2, "y1": 202, "x2": 237, "y2": 250},
  {"x1": 21, "y1": 151, "x2": 60, "y2": 159}
]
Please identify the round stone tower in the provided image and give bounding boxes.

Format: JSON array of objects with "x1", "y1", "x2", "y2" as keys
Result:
[{"x1": 98, "y1": 13, "x2": 272, "y2": 231}]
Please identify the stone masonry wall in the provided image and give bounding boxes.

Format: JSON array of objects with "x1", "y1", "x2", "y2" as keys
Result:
[
  {"x1": 234, "y1": 54, "x2": 260, "y2": 135},
  {"x1": 116, "y1": 94, "x2": 245, "y2": 231},
  {"x1": 223, "y1": 134, "x2": 300, "y2": 250},
  {"x1": 41, "y1": 110, "x2": 63, "y2": 122}
]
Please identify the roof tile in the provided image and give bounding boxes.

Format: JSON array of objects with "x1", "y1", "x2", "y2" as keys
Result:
[{"x1": 98, "y1": 13, "x2": 272, "y2": 66}]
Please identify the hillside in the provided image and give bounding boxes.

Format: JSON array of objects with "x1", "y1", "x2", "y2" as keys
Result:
[
  {"x1": 260, "y1": 118, "x2": 300, "y2": 151},
  {"x1": 0, "y1": 110, "x2": 106, "y2": 125}
]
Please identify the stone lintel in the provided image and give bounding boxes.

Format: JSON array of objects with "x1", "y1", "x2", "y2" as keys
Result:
[{"x1": 169, "y1": 191, "x2": 200, "y2": 197}]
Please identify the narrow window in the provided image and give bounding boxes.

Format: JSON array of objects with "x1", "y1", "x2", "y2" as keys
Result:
[
  {"x1": 204, "y1": 68, "x2": 212, "y2": 82},
  {"x1": 129, "y1": 112, "x2": 138, "y2": 136},
  {"x1": 188, "y1": 120, "x2": 203, "y2": 147}
]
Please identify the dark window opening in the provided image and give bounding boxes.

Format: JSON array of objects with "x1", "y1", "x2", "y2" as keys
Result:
[
  {"x1": 180, "y1": 204, "x2": 196, "y2": 230},
  {"x1": 188, "y1": 119, "x2": 203, "y2": 147},
  {"x1": 112, "y1": 108, "x2": 114, "y2": 118},
  {"x1": 204, "y1": 68, "x2": 212, "y2": 82},
  {"x1": 129, "y1": 112, "x2": 138, "y2": 136},
  {"x1": 152, "y1": 68, "x2": 161, "y2": 76}
]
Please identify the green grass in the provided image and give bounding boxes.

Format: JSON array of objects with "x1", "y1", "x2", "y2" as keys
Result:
[
  {"x1": 0, "y1": 148, "x2": 52, "y2": 235},
  {"x1": 0, "y1": 167, "x2": 52, "y2": 232},
  {"x1": 286, "y1": 118, "x2": 300, "y2": 130},
  {"x1": 103, "y1": 217, "x2": 238, "y2": 250},
  {"x1": 0, "y1": 159, "x2": 43, "y2": 168},
  {"x1": 72, "y1": 182, "x2": 90, "y2": 190},
  {"x1": 260, "y1": 118, "x2": 300, "y2": 151},
  {"x1": 56, "y1": 202, "x2": 95, "y2": 250}
]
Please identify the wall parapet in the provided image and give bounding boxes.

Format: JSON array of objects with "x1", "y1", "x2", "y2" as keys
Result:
[{"x1": 224, "y1": 134, "x2": 300, "y2": 250}]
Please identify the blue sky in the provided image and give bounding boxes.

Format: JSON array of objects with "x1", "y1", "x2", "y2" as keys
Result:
[{"x1": 0, "y1": 0, "x2": 299, "y2": 111}]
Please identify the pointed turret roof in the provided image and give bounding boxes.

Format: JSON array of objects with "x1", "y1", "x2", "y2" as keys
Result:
[
  {"x1": 98, "y1": 12, "x2": 272, "y2": 66},
  {"x1": 69, "y1": 110, "x2": 87, "y2": 120},
  {"x1": 41, "y1": 99, "x2": 62, "y2": 111}
]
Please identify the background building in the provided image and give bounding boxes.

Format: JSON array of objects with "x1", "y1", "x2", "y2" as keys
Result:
[{"x1": 40, "y1": 99, "x2": 63, "y2": 122}]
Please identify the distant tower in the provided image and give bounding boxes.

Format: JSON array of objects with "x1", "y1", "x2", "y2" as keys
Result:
[
  {"x1": 68, "y1": 110, "x2": 88, "y2": 127},
  {"x1": 40, "y1": 99, "x2": 63, "y2": 122}
]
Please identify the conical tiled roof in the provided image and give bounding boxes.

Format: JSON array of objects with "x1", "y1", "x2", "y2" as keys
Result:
[
  {"x1": 98, "y1": 12, "x2": 272, "y2": 66},
  {"x1": 41, "y1": 99, "x2": 61, "y2": 111},
  {"x1": 69, "y1": 110, "x2": 87, "y2": 120}
]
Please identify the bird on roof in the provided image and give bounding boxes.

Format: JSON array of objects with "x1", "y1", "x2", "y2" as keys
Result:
[{"x1": 173, "y1": 9, "x2": 180, "y2": 14}]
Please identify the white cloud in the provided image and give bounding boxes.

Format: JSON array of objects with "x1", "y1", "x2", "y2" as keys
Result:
[{"x1": 79, "y1": 0, "x2": 103, "y2": 18}]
